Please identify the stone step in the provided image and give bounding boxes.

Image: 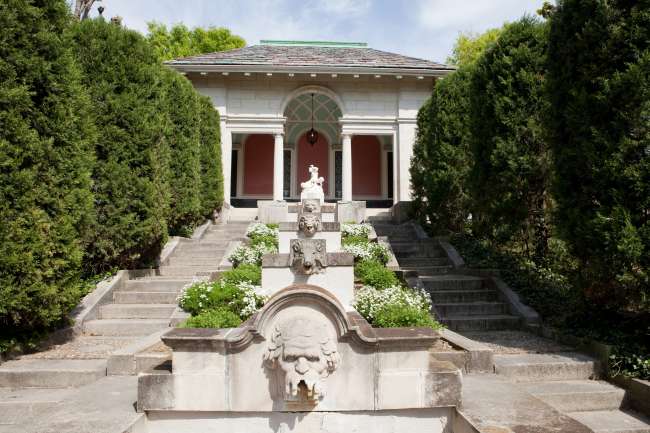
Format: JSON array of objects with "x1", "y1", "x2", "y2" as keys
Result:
[
  {"x1": 114, "y1": 291, "x2": 179, "y2": 304},
  {"x1": 158, "y1": 265, "x2": 218, "y2": 277},
  {"x1": 170, "y1": 249, "x2": 226, "y2": 258},
  {"x1": 180, "y1": 242, "x2": 229, "y2": 250},
  {"x1": 0, "y1": 387, "x2": 73, "y2": 421},
  {"x1": 524, "y1": 380, "x2": 626, "y2": 412},
  {"x1": 398, "y1": 257, "x2": 450, "y2": 267},
  {"x1": 400, "y1": 265, "x2": 453, "y2": 275},
  {"x1": 0, "y1": 359, "x2": 106, "y2": 388},
  {"x1": 166, "y1": 256, "x2": 221, "y2": 267},
  {"x1": 429, "y1": 289, "x2": 498, "y2": 303},
  {"x1": 99, "y1": 304, "x2": 176, "y2": 319},
  {"x1": 569, "y1": 410, "x2": 650, "y2": 433},
  {"x1": 394, "y1": 248, "x2": 446, "y2": 259},
  {"x1": 441, "y1": 314, "x2": 520, "y2": 331},
  {"x1": 494, "y1": 352, "x2": 599, "y2": 382},
  {"x1": 435, "y1": 301, "x2": 508, "y2": 316},
  {"x1": 122, "y1": 279, "x2": 189, "y2": 292},
  {"x1": 420, "y1": 275, "x2": 485, "y2": 291},
  {"x1": 83, "y1": 319, "x2": 170, "y2": 336}
]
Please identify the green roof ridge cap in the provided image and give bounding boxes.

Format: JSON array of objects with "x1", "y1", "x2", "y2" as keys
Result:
[{"x1": 260, "y1": 40, "x2": 368, "y2": 48}]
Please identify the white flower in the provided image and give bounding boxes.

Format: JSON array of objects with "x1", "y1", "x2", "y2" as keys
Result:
[
  {"x1": 228, "y1": 243, "x2": 277, "y2": 266},
  {"x1": 341, "y1": 223, "x2": 372, "y2": 238},
  {"x1": 353, "y1": 285, "x2": 431, "y2": 321},
  {"x1": 246, "y1": 223, "x2": 279, "y2": 239},
  {"x1": 342, "y1": 241, "x2": 389, "y2": 263}
]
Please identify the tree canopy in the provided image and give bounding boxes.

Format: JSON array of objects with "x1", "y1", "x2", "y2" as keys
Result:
[
  {"x1": 446, "y1": 28, "x2": 503, "y2": 67},
  {"x1": 146, "y1": 22, "x2": 245, "y2": 61}
]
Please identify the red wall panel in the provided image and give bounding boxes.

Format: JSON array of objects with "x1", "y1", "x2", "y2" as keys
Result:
[
  {"x1": 244, "y1": 134, "x2": 274, "y2": 196},
  {"x1": 352, "y1": 135, "x2": 381, "y2": 196}
]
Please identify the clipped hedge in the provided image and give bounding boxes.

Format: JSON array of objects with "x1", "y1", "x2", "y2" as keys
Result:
[
  {"x1": 1, "y1": 8, "x2": 226, "y2": 352},
  {"x1": 0, "y1": 0, "x2": 96, "y2": 351}
]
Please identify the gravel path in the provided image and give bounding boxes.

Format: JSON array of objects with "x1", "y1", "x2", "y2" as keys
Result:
[
  {"x1": 463, "y1": 330, "x2": 573, "y2": 354},
  {"x1": 18, "y1": 336, "x2": 137, "y2": 360}
]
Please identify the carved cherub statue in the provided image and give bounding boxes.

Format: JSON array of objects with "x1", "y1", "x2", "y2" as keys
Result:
[{"x1": 300, "y1": 165, "x2": 325, "y2": 204}]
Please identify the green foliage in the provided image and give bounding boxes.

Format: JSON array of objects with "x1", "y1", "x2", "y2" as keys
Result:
[
  {"x1": 447, "y1": 28, "x2": 503, "y2": 67},
  {"x1": 411, "y1": 68, "x2": 473, "y2": 233},
  {"x1": 546, "y1": 0, "x2": 650, "y2": 305},
  {"x1": 371, "y1": 303, "x2": 441, "y2": 329},
  {"x1": 355, "y1": 260, "x2": 399, "y2": 289},
  {"x1": 181, "y1": 308, "x2": 242, "y2": 329},
  {"x1": 178, "y1": 279, "x2": 264, "y2": 318},
  {"x1": 342, "y1": 236, "x2": 390, "y2": 264},
  {"x1": 163, "y1": 69, "x2": 203, "y2": 234},
  {"x1": 0, "y1": 0, "x2": 95, "y2": 349},
  {"x1": 198, "y1": 96, "x2": 223, "y2": 216},
  {"x1": 469, "y1": 16, "x2": 551, "y2": 258},
  {"x1": 220, "y1": 264, "x2": 262, "y2": 286},
  {"x1": 146, "y1": 22, "x2": 245, "y2": 62},
  {"x1": 69, "y1": 18, "x2": 171, "y2": 271}
]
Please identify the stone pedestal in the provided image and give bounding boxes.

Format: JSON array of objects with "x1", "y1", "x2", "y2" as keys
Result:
[
  {"x1": 278, "y1": 222, "x2": 342, "y2": 253},
  {"x1": 257, "y1": 200, "x2": 289, "y2": 224},
  {"x1": 337, "y1": 201, "x2": 366, "y2": 223}
]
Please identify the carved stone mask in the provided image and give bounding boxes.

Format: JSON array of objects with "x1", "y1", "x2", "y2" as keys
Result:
[
  {"x1": 289, "y1": 239, "x2": 327, "y2": 275},
  {"x1": 302, "y1": 199, "x2": 320, "y2": 214},
  {"x1": 264, "y1": 315, "x2": 340, "y2": 401},
  {"x1": 298, "y1": 214, "x2": 321, "y2": 237}
]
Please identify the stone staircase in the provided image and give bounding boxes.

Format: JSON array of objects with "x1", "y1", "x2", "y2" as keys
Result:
[
  {"x1": 494, "y1": 352, "x2": 650, "y2": 433},
  {"x1": 372, "y1": 222, "x2": 521, "y2": 332},
  {"x1": 0, "y1": 220, "x2": 251, "y2": 431}
]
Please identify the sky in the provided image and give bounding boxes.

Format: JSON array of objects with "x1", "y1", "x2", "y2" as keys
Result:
[{"x1": 87, "y1": 0, "x2": 546, "y2": 62}]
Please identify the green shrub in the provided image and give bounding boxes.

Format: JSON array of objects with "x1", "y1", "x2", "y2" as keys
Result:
[
  {"x1": 220, "y1": 264, "x2": 261, "y2": 285},
  {"x1": 342, "y1": 238, "x2": 390, "y2": 264},
  {"x1": 354, "y1": 285, "x2": 441, "y2": 329},
  {"x1": 69, "y1": 18, "x2": 171, "y2": 272},
  {"x1": 178, "y1": 279, "x2": 264, "y2": 319},
  {"x1": 372, "y1": 303, "x2": 441, "y2": 329},
  {"x1": 355, "y1": 260, "x2": 399, "y2": 289},
  {"x1": 0, "y1": 0, "x2": 96, "y2": 350},
  {"x1": 181, "y1": 308, "x2": 242, "y2": 328}
]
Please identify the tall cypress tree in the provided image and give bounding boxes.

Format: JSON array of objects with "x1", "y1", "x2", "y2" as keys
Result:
[
  {"x1": 469, "y1": 16, "x2": 550, "y2": 258},
  {"x1": 0, "y1": 0, "x2": 95, "y2": 344},
  {"x1": 69, "y1": 19, "x2": 171, "y2": 271},
  {"x1": 547, "y1": 0, "x2": 650, "y2": 304},
  {"x1": 198, "y1": 96, "x2": 224, "y2": 217}
]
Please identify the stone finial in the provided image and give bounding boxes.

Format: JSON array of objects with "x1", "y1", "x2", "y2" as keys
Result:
[
  {"x1": 263, "y1": 314, "x2": 340, "y2": 402},
  {"x1": 289, "y1": 239, "x2": 327, "y2": 275}
]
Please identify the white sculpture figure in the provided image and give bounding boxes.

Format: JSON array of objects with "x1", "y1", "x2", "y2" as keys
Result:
[{"x1": 300, "y1": 165, "x2": 325, "y2": 204}]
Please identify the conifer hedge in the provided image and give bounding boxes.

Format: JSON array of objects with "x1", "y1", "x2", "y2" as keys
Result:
[
  {"x1": 0, "y1": 0, "x2": 96, "y2": 349},
  {"x1": 411, "y1": 68, "x2": 473, "y2": 234},
  {"x1": 1, "y1": 5, "x2": 224, "y2": 351},
  {"x1": 546, "y1": 0, "x2": 649, "y2": 304},
  {"x1": 469, "y1": 16, "x2": 550, "y2": 257}
]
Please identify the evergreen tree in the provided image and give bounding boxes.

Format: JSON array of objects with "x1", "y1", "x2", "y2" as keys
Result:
[
  {"x1": 469, "y1": 16, "x2": 551, "y2": 258},
  {"x1": 546, "y1": 0, "x2": 650, "y2": 304},
  {"x1": 198, "y1": 96, "x2": 224, "y2": 217},
  {"x1": 69, "y1": 18, "x2": 171, "y2": 271},
  {"x1": 0, "y1": 0, "x2": 95, "y2": 345},
  {"x1": 411, "y1": 68, "x2": 473, "y2": 233}
]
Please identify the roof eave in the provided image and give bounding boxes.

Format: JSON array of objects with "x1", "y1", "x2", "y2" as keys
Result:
[{"x1": 164, "y1": 63, "x2": 456, "y2": 77}]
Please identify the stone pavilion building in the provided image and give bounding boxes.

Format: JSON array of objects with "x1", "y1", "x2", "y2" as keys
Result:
[{"x1": 166, "y1": 40, "x2": 454, "y2": 212}]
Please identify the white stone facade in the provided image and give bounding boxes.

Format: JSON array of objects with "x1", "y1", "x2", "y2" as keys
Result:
[{"x1": 186, "y1": 73, "x2": 434, "y2": 204}]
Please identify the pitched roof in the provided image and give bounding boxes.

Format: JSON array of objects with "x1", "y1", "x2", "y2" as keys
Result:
[{"x1": 165, "y1": 43, "x2": 454, "y2": 76}]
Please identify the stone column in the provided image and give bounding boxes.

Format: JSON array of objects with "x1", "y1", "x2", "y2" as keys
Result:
[
  {"x1": 342, "y1": 133, "x2": 352, "y2": 202},
  {"x1": 273, "y1": 133, "x2": 284, "y2": 202},
  {"x1": 220, "y1": 120, "x2": 232, "y2": 204}
]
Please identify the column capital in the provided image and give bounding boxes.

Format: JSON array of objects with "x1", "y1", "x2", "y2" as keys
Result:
[
  {"x1": 341, "y1": 133, "x2": 352, "y2": 140},
  {"x1": 274, "y1": 132, "x2": 284, "y2": 139}
]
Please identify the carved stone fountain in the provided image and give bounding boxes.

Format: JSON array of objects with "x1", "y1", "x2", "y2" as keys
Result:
[{"x1": 137, "y1": 166, "x2": 464, "y2": 433}]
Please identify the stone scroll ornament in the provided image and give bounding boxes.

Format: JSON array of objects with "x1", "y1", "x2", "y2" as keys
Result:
[
  {"x1": 264, "y1": 315, "x2": 340, "y2": 402},
  {"x1": 300, "y1": 165, "x2": 325, "y2": 204},
  {"x1": 289, "y1": 239, "x2": 327, "y2": 275}
]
